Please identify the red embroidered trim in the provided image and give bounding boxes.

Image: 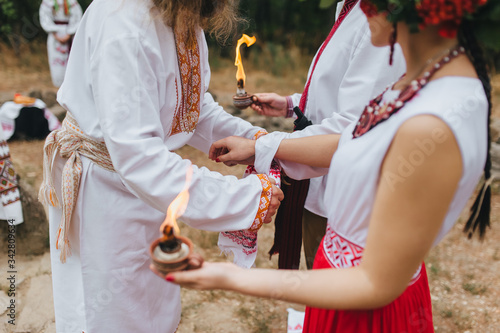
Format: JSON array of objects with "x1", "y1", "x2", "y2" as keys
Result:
[
  {"x1": 170, "y1": 31, "x2": 201, "y2": 135},
  {"x1": 323, "y1": 225, "x2": 363, "y2": 269},
  {"x1": 221, "y1": 230, "x2": 258, "y2": 255},
  {"x1": 298, "y1": 0, "x2": 358, "y2": 112},
  {"x1": 323, "y1": 226, "x2": 422, "y2": 283},
  {"x1": 0, "y1": 142, "x2": 20, "y2": 206}
]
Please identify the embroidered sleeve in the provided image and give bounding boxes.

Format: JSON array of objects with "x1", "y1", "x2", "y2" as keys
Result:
[
  {"x1": 253, "y1": 129, "x2": 268, "y2": 140},
  {"x1": 248, "y1": 174, "x2": 273, "y2": 233}
]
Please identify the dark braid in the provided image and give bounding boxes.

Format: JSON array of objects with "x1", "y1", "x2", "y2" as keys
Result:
[{"x1": 458, "y1": 20, "x2": 493, "y2": 240}]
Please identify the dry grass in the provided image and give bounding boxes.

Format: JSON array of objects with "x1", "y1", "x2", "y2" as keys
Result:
[{"x1": 2, "y1": 45, "x2": 500, "y2": 333}]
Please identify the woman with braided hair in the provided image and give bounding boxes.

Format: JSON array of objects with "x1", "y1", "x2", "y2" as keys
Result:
[{"x1": 161, "y1": 0, "x2": 499, "y2": 331}]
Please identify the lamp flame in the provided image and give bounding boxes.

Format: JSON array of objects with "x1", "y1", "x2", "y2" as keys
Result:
[
  {"x1": 235, "y1": 34, "x2": 256, "y2": 87},
  {"x1": 160, "y1": 166, "x2": 193, "y2": 237}
]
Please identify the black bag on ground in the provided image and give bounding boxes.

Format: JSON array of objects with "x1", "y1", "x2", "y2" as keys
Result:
[{"x1": 11, "y1": 107, "x2": 51, "y2": 140}]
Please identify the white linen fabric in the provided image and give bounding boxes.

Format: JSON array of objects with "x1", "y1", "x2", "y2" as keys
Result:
[
  {"x1": 323, "y1": 77, "x2": 487, "y2": 257},
  {"x1": 254, "y1": 1, "x2": 406, "y2": 217},
  {"x1": 39, "y1": 0, "x2": 83, "y2": 87},
  {"x1": 50, "y1": 0, "x2": 266, "y2": 332},
  {"x1": 287, "y1": 308, "x2": 306, "y2": 333},
  {"x1": 218, "y1": 162, "x2": 281, "y2": 268}
]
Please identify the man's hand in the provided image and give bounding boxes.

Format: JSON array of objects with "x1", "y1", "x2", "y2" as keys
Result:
[
  {"x1": 250, "y1": 93, "x2": 288, "y2": 117},
  {"x1": 265, "y1": 178, "x2": 284, "y2": 224}
]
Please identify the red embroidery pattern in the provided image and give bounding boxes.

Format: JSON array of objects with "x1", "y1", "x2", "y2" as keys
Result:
[
  {"x1": 219, "y1": 174, "x2": 272, "y2": 256},
  {"x1": 323, "y1": 225, "x2": 363, "y2": 269},
  {"x1": 288, "y1": 323, "x2": 303, "y2": 332},
  {"x1": 298, "y1": 0, "x2": 358, "y2": 112},
  {"x1": 170, "y1": 31, "x2": 201, "y2": 135},
  {"x1": 220, "y1": 230, "x2": 258, "y2": 255},
  {"x1": 249, "y1": 174, "x2": 272, "y2": 232},
  {"x1": 244, "y1": 161, "x2": 281, "y2": 188},
  {"x1": 323, "y1": 225, "x2": 422, "y2": 284},
  {"x1": 0, "y1": 141, "x2": 20, "y2": 206}
]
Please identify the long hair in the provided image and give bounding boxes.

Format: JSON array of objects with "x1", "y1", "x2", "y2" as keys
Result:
[
  {"x1": 151, "y1": 0, "x2": 242, "y2": 47},
  {"x1": 458, "y1": 20, "x2": 493, "y2": 240}
]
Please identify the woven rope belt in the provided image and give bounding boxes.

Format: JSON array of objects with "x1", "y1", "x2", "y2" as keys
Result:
[{"x1": 39, "y1": 112, "x2": 115, "y2": 262}]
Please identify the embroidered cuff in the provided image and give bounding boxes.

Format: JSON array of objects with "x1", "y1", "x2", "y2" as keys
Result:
[
  {"x1": 249, "y1": 174, "x2": 273, "y2": 233},
  {"x1": 253, "y1": 129, "x2": 268, "y2": 140},
  {"x1": 286, "y1": 96, "x2": 294, "y2": 118}
]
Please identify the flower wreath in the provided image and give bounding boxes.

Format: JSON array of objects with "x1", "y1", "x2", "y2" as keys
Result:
[{"x1": 360, "y1": 0, "x2": 500, "y2": 50}]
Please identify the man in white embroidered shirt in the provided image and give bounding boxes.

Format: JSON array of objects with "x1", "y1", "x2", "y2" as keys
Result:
[{"x1": 249, "y1": 0, "x2": 406, "y2": 269}]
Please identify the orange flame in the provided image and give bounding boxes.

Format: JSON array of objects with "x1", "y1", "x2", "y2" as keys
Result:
[
  {"x1": 160, "y1": 166, "x2": 193, "y2": 236},
  {"x1": 235, "y1": 34, "x2": 256, "y2": 85}
]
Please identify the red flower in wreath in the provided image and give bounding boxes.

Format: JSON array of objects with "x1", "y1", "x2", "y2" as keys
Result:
[
  {"x1": 360, "y1": 0, "x2": 379, "y2": 18},
  {"x1": 416, "y1": 0, "x2": 488, "y2": 38}
]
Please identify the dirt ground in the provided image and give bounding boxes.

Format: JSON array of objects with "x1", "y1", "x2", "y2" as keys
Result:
[{"x1": 0, "y1": 44, "x2": 500, "y2": 333}]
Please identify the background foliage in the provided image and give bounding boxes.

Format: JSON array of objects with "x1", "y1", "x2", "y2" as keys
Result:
[
  {"x1": 0, "y1": 0, "x2": 335, "y2": 55},
  {"x1": 0, "y1": 0, "x2": 497, "y2": 69}
]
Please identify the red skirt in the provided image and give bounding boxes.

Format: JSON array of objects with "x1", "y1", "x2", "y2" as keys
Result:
[{"x1": 303, "y1": 237, "x2": 434, "y2": 333}]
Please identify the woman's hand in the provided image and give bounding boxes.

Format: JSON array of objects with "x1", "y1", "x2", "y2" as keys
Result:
[
  {"x1": 250, "y1": 93, "x2": 288, "y2": 117},
  {"x1": 151, "y1": 261, "x2": 241, "y2": 290},
  {"x1": 54, "y1": 33, "x2": 71, "y2": 44},
  {"x1": 209, "y1": 136, "x2": 256, "y2": 166}
]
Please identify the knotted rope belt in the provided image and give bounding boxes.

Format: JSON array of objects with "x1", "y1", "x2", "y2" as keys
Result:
[{"x1": 39, "y1": 112, "x2": 115, "y2": 263}]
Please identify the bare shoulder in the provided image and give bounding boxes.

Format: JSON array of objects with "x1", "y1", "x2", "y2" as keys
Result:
[
  {"x1": 381, "y1": 114, "x2": 462, "y2": 197},
  {"x1": 387, "y1": 114, "x2": 462, "y2": 180},
  {"x1": 395, "y1": 114, "x2": 456, "y2": 148}
]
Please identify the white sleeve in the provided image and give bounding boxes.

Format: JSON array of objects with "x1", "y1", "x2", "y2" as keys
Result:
[
  {"x1": 90, "y1": 35, "x2": 265, "y2": 232},
  {"x1": 66, "y1": 0, "x2": 83, "y2": 35},
  {"x1": 290, "y1": 93, "x2": 302, "y2": 108},
  {"x1": 255, "y1": 24, "x2": 405, "y2": 180},
  {"x1": 333, "y1": 28, "x2": 405, "y2": 132},
  {"x1": 39, "y1": 0, "x2": 65, "y2": 34},
  {"x1": 254, "y1": 131, "x2": 329, "y2": 180}
]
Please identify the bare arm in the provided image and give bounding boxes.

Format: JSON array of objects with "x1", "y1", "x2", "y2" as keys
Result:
[
  {"x1": 274, "y1": 135, "x2": 339, "y2": 168},
  {"x1": 168, "y1": 115, "x2": 462, "y2": 309},
  {"x1": 209, "y1": 134, "x2": 340, "y2": 168}
]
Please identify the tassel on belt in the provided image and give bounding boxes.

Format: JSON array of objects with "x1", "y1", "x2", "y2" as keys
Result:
[{"x1": 38, "y1": 112, "x2": 115, "y2": 263}]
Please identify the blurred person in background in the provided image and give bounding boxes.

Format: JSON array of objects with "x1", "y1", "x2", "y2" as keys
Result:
[{"x1": 39, "y1": 0, "x2": 83, "y2": 87}]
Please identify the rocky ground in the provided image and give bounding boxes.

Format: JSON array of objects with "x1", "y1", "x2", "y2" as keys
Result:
[{"x1": 0, "y1": 44, "x2": 499, "y2": 333}]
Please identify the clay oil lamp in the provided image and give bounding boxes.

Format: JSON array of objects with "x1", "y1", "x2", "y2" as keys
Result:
[
  {"x1": 149, "y1": 168, "x2": 203, "y2": 274},
  {"x1": 232, "y1": 34, "x2": 256, "y2": 110}
]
